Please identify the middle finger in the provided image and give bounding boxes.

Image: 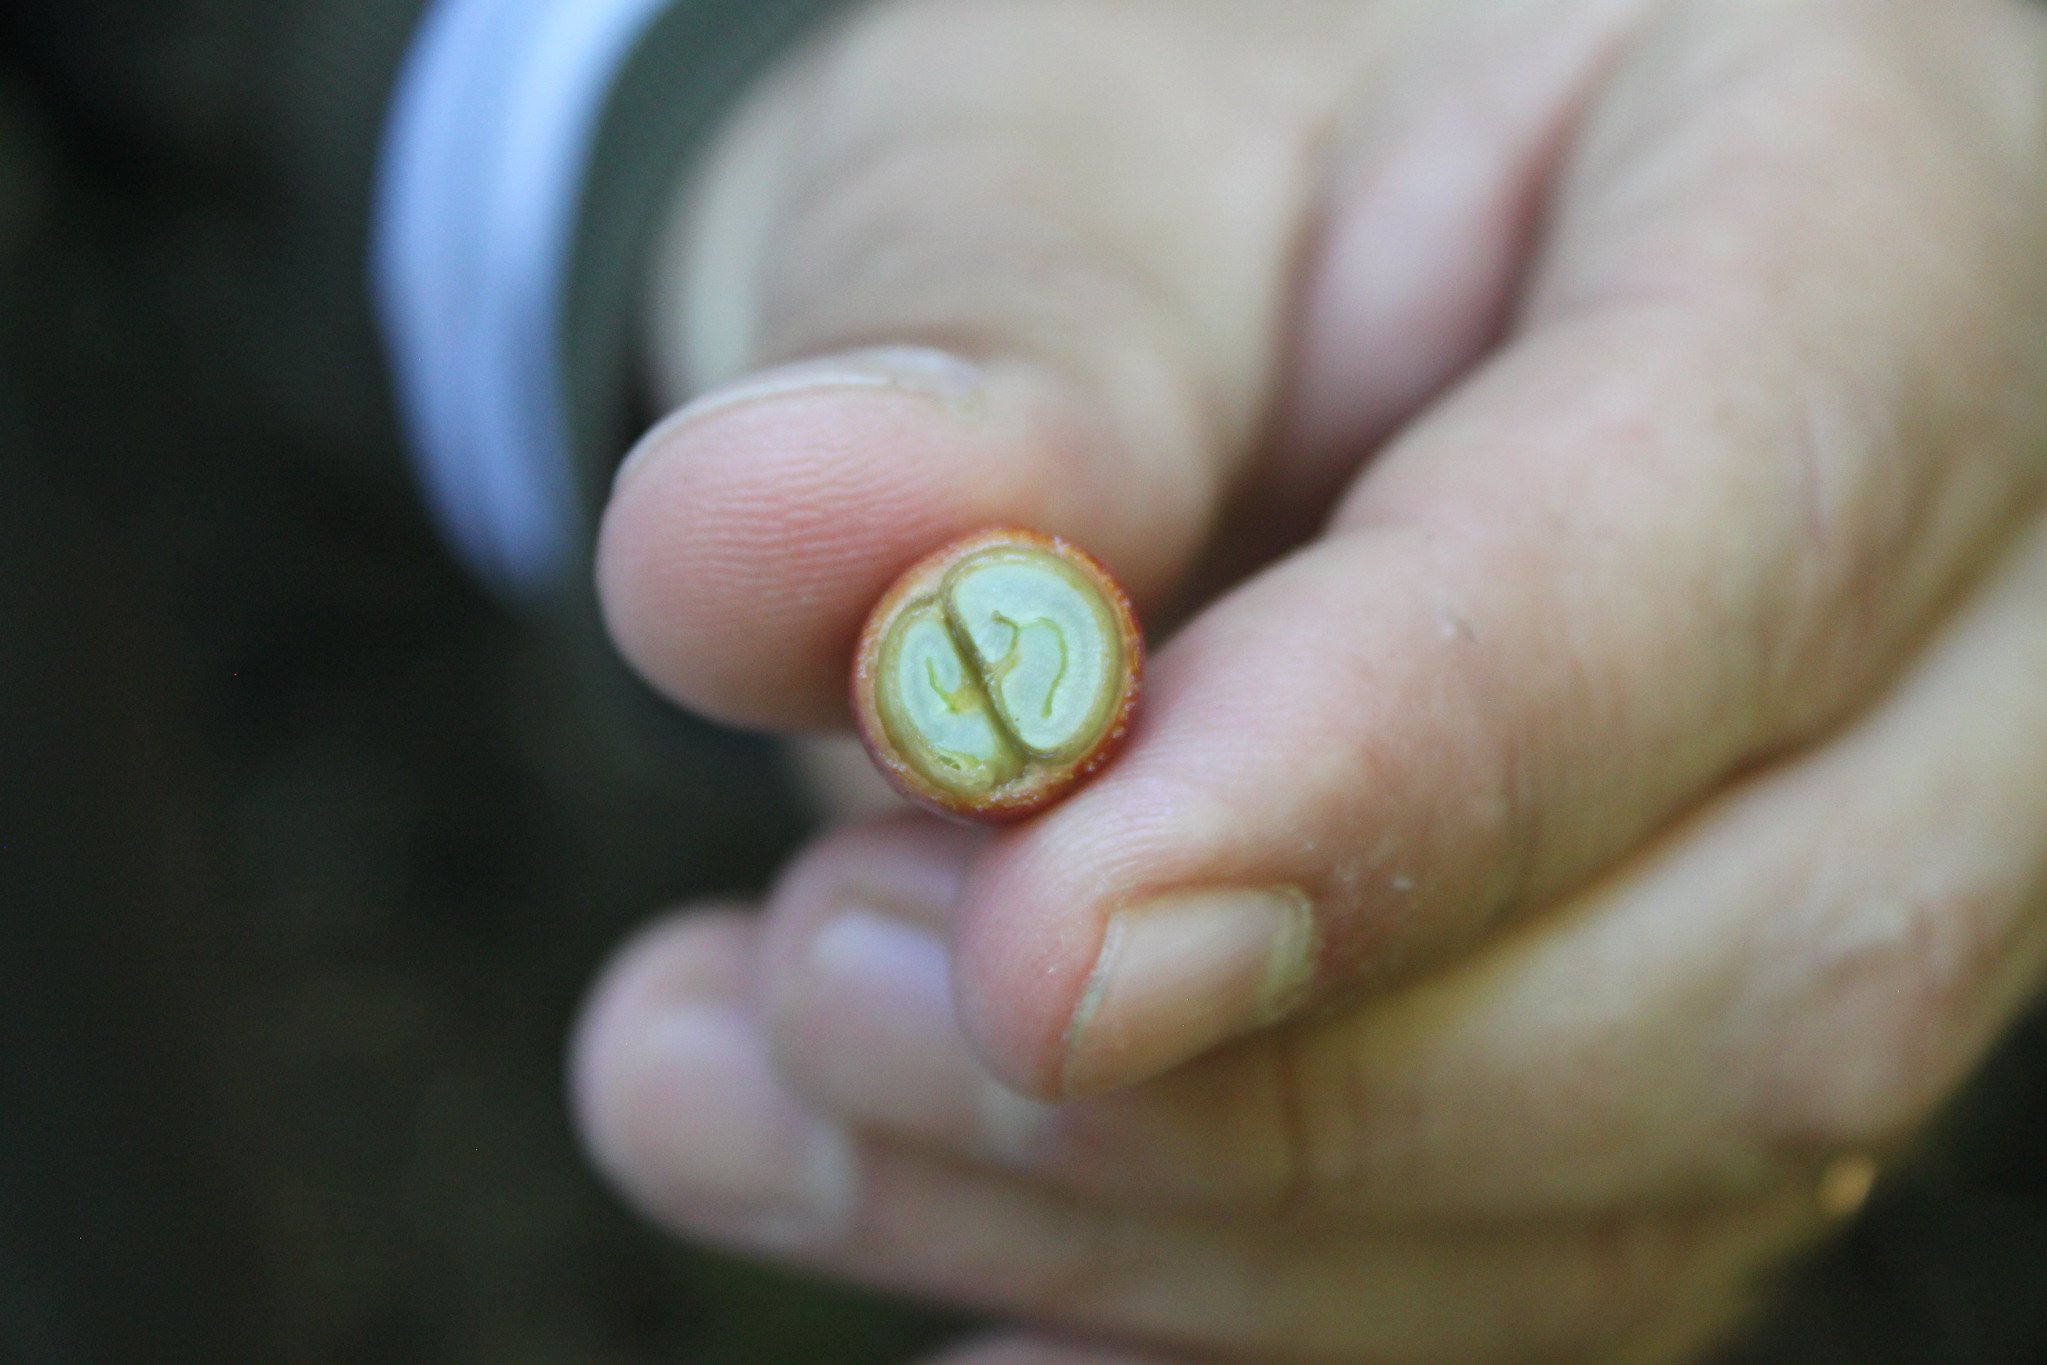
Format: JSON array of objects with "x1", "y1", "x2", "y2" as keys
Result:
[{"x1": 762, "y1": 516, "x2": 2047, "y2": 1221}]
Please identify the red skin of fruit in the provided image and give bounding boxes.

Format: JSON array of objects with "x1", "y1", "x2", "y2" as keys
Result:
[{"x1": 851, "y1": 527, "x2": 1144, "y2": 824}]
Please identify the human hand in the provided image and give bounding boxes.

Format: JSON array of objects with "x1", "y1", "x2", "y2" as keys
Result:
[{"x1": 572, "y1": 0, "x2": 2047, "y2": 1359}]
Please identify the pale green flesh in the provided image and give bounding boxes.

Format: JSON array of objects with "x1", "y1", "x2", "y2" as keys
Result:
[
  {"x1": 945, "y1": 551, "x2": 1119, "y2": 762},
  {"x1": 877, "y1": 603, "x2": 1022, "y2": 796},
  {"x1": 877, "y1": 549, "x2": 1123, "y2": 797}
]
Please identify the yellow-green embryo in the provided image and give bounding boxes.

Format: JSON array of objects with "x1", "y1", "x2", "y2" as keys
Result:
[{"x1": 876, "y1": 547, "x2": 1124, "y2": 797}]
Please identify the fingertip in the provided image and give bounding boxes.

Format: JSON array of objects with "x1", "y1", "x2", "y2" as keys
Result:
[
  {"x1": 569, "y1": 906, "x2": 758, "y2": 1185},
  {"x1": 569, "y1": 905, "x2": 863, "y2": 1248},
  {"x1": 596, "y1": 344, "x2": 1214, "y2": 733},
  {"x1": 939, "y1": 576, "x2": 1319, "y2": 1097},
  {"x1": 596, "y1": 357, "x2": 1048, "y2": 730},
  {"x1": 942, "y1": 546, "x2": 1433, "y2": 1098},
  {"x1": 757, "y1": 811, "x2": 986, "y2": 961},
  {"x1": 951, "y1": 795, "x2": 1172, "y2": 1098}
]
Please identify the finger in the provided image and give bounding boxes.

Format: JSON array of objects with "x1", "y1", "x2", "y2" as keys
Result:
[
  {"x1": 569, "y1": 906, "x2": 865, "y2": 1248},
  {"x1": 599, "y1": 0, "x2": 1371, "y2": 728},
  {"x1": 940, "y1": 0, "x2": 2047, "y2": 1097},
  {"x1": 756, "y1": 815, "x2": 1057, "y2": 1165},
  {"x1": 787, "y1": 512, "x2": 2047, "y2": 1222},
  {"x1": 571, "y1": 902, "x2": 1820, "y2": 1364},
  {"x1": 1222, "y1": 510, "x2": 2047, "y2": 1219}
]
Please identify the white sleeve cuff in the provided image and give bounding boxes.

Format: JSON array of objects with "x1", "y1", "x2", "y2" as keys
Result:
[{"x1": 373, "y1": 0, "x2": 677, "y2": 598}]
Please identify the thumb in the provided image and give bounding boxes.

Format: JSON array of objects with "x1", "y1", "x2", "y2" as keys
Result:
[{"x1": 597, "y1": 0, "x2": 1363, "y2": 728}]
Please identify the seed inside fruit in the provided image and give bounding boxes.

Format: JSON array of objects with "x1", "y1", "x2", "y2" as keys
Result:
[
  {"x1": 944, "y1": 548, "x2": 1120, "y2": 762},
  {"x1": 875, "y1": 599, "x2": 1023, "y2": 797}
]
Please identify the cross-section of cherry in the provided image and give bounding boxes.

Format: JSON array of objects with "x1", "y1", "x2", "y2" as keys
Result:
[{"x1": 851, "y1": 527, "x2": 1143, "y2": 822}]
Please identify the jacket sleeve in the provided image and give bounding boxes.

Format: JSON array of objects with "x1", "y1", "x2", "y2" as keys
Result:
[{"x1": 375, "y1": 0, "x2": 855, "y2": 601}]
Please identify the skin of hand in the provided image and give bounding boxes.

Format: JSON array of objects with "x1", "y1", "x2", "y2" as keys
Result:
[{"x1": 571, "y1": 0, "x2": 2047, "y2": 1360}]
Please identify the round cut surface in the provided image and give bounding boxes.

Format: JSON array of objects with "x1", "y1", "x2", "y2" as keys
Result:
[{"x1": 853, "y1": 527, "x2": 1141, "y2": 822}]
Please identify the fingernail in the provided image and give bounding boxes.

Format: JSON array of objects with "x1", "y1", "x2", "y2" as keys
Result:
[
  {"x1": 1061, "y1": 887, "x2": 1317, "y2": 1096},
  {"x1": 631, "y1": 1001, "x2": 859, "y2": 1249},
  {"x1": 776, "y1": 908, "x2": 1052, "y2": 1165},
  {"x1": 616, "y1": 346, "x2": 983, "y2": 488}
]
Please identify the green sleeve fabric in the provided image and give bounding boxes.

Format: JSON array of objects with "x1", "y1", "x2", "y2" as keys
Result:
[{"x1": 562, "y1": 0, "x2": 856, "y2": 521}]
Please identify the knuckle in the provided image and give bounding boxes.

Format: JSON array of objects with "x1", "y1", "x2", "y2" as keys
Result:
[
  {"x1": 1261, "y1": 1025, "x2": 1361, "y2": 1213},
  {"x1": 1751, "y1": 880, "x2": 2010, "y2": 1153},
  {"x1": 1051, "y1": 1026, "x2": 1400, "y2": 1218},
  {"x1": 1255, "y1": 1020, "x2": 1448, "y2": 1220},
  {"x1": 1521, "y1": 1208, "x2": 1768, "y2": 1365},
  {"x1": 1045, "y1": 1032, "x2": 1342, "y2": 1214}
]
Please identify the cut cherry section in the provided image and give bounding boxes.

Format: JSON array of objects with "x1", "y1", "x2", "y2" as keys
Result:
[{"x1": 852, "y1": 527, "x2": 1143, "y2": 823}]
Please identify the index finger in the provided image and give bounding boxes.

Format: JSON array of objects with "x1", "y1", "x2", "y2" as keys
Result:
[{"x1": 946, "y1": 0, "x2": 2047, "y2": 1096}]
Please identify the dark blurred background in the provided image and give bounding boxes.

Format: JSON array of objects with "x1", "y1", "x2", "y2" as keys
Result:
[{"x1": 0, "y1": 2, "x2": 2045, "y2": 1362}]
